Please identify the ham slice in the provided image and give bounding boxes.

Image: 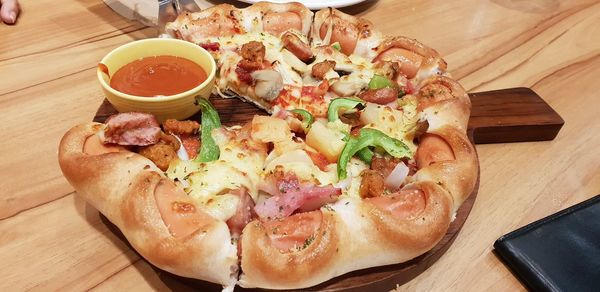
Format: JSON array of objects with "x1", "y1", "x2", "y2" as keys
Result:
[
  {"x1": 255, "y1": 172, "x2": 341, "y2": 219},
  {"x1": 102, "y1": 112, "x2": 161, "y2": 146},
  {"x1": 226, "y1": 188, "x2": 256, "y2": 238}
]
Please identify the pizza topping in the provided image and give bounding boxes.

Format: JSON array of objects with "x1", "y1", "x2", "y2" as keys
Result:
[
  {"x1": 195, "y1": 98, "x2": 222, "y2": 162},
  {"x1": 163, "y1": 119, "x2": 201, "y2": 159},
  {"x1": 371, "y1": 156, "x2": 400, "y2": 178},
  {"x1": 359, "y1": 87, "x2": 399, "y2": 105},
  {"x1": 311, "y1": 60, "x2": 336, "y2": 80},
  {"x1": 101, "y1": 112, "x2": 161, "y2": 146},
  {"x1": 170, "y1": 132, "x2": 200, "y2": 160},
  {"x1": 290, "y1": 109, "x2": 314, "y2": 132},
  {"x1": 331, "y1": 42, "x2": 342, "y2": 51},
  {"x1": 281, "y1": 48, "x2": 309, "y2": 72},
  {"x1": 251, "y1": 69, "x2": 284, "y2": 101},
  {"x1": 254, "y1": 171, "x2": 341, "y2": 219},
  {"x1": 226, "y1": 188, "x2": 256, "y2": 237},
  {"x1": 282, "y1": 32, "x2": 313, "y2": 62},
  {"x1": 337, "y1": 128, "x2": 411, "y2": 179},
  {"x1": 327, "y1": 98, "x2": 365, "y2": 122},
  {"x1": 241, "y1": 41, "x2": 266, "y2": 63},
  {"x1": 301, "y1": 79, "x2": 329, "y2": 100},
  {"x1": 199, "y1": 42, "x2": 220, "y2": 51},
  {"x1": 138, "y1": 133, "x2": 181, "y2": 171},
  {"x1": 163, "y1": 119, "x2": 200, "y2": 136},
  {"x1": 374, "y1": 61, "x2": 400, "y2": 81},
  {"x1": 305, "y1": 121, "x2": 347, "y2": 163},
  {"x1": 236, "y1": 41, "x2": 269, "y2": 84},
  {"x1": 368, "y1": 74, "x2": 394, "y2": 89},
  {"x1": 330, "y1": 75, "x2": 366, "y2": 97},
  {"x1": 383, "y1": 161, "x2": 409, "y2": 190},
  {"x1": 235, "y1": 64, "x2": 255, "y2": 84},
  {"x1": 305, "y1": 150, "x2": 330, "y2": 172},
  {"x1": 359, "y1": 169, "x2": 385, "y2": 198}
]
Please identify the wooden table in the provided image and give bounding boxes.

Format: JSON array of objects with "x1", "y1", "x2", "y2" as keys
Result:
[{"x1": 1, "y1": 0, "x2": 599, "y2": 290}]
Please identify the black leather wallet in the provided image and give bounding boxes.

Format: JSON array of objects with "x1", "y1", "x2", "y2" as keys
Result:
[{"x1": 494, "y1": 195, "x2": 600, "y2": 292}]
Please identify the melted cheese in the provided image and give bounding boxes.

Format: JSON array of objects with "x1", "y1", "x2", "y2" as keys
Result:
[
  {"x1": 165, "y1": 126, "x2": 266, "y2": 221},
  {"x1": 361, "y1": 102, "x2": 418, "y2": 153},
  {"x1": 208, "y1": 32, "x2": 304, "y2": 91},
  {"x1": 264, "y1": 149, "x2": 336, "y2": 186},
  {"x1": 342, "y1": 158, "x2": 368, "y2": 198}
]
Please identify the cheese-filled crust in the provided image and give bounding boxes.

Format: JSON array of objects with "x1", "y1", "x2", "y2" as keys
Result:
[
  {"x1": 58, "y1": 124, "x2": 238, "y2": 289},
  {"x1": 59, "y1": 2, "x2": 479, "y2": 291}
]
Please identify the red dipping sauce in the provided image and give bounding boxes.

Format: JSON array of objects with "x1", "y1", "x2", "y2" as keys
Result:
[{"x1": 110, "y1": 55, "x2": 207, "y2": 97}]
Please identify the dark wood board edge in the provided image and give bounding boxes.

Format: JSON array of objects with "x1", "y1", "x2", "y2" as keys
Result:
[
  {"x1": 96, "y1": 87, "x2": 565, "y2": 145},
  {"x1": 468, "y1": 87, "x2": 564, "y2": 144}
]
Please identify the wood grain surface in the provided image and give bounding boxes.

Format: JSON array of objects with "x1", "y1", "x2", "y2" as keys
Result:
[{"x1": 1, "y1": 0, "x2": 600, "y2": 291}]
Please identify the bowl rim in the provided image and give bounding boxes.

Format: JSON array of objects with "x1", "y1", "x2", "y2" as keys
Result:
[{"x1": 97, "y1": 38, "x2": 217, "y2": 103}]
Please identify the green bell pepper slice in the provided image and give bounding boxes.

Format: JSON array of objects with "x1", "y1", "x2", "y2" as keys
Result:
[
  {"x1": 194, "y1": 97, "x2": 222, "y2": 163},
  {"x1": 331, "y1": 42, "x2": 342, "y2": 51},
  {"x1": 337, "y1": 128, "x2": 411, "y2": 179},
  {"x1": 327, "y1": 98, "x2": 365, "y2": 122},
  {"x1": 290, "y1": 109, "x2": 314, "y2": 131},
  {"x1": 368, "y1": 74, "x2": 394, "y2": 90}
]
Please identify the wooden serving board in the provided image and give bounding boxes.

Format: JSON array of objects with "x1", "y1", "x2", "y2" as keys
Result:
[{"x1": 93, "y1": 87, "x2": 562, "y2": 291}]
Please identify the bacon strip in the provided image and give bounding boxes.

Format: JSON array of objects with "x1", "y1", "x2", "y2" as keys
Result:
[
  {"x1": 102, "y1": 112, "x2": 161, "y2": 146},
  {"x1": 255, "y1": 172, "x2": 341, "y2": 219},
  {"x1": 226, "y1": 188, "x2": 256, "y2": 237}
]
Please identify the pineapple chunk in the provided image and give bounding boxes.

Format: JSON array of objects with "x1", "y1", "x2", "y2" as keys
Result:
[{"x1": 306, "y1": 120, "x2": 346, "y2": 163}]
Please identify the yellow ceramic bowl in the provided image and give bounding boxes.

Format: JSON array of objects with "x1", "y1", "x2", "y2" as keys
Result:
[{"x1": 97, "y1": 38, "x2": 216, "y2": 122}]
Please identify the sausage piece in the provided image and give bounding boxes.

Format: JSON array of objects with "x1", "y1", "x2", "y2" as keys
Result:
[
  {"x1": 163, "y1": 119, "x2": 200, "y2": 136},
  {"x1": 358, "y1": 87, "x2": 399, "y2": 104},
  {"x1": 359, "y1": 169, "x2": 385, "y2": 198},
  {"x1": 241, "y1": 41, "x2": 265, "y2": 62},
  {"x1": 138, "y1": 133, "x2": 181, "y2": 171},
  {"x1": 282, "y1": 32, "x2": 313, "y2": 62},
  {"x1": 102, "y1": 112, "x2": 161, "y2": 146},
  {"x1": 311, "y1": 60, "x2": 336, "y2": 80},
  {"x1": 371, "y1": 156, "x2": 400, "y2": 178}
]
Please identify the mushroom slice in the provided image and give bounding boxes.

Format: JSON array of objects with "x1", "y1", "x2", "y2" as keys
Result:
[{"x1": 251, "y1": 69, "x2": 284, "y2": 101}]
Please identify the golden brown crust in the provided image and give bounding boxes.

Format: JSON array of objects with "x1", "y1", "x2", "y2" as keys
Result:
[
  {"x1": 364, "y1": 181, "x2": 453, "y2": 251},
  {"x1": 418, "y1": 75, "x2": 471, "y2": 132},
  {"x1": 240, "y1": 181, "x2": 454, "y2": 289},
  {"x1": 374, "y1": 36, "x2": 448, "y2": 81},
  {"x1": 311, "y1": 8, "x2": 382, "y2": 58},
  {"x1": 58, "y1": 123, "x2": 238, "y2": 288},
  {"x1": 244, "y1": 2, "x2": 313, "y2": 36},
  {"x1": 414, "y1": 126, "x2": 478, "y2": 211},
  {"x1": 239, "y1": 211, "x2": 339, "y2": 289},
  {"x1": 165, "y1": 4, "x2": 245, "y2": 42}
]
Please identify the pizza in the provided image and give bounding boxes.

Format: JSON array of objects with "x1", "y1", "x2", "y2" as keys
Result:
[{"x1": 58, "y1": 2, "x2": 478, "y2": 291}]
